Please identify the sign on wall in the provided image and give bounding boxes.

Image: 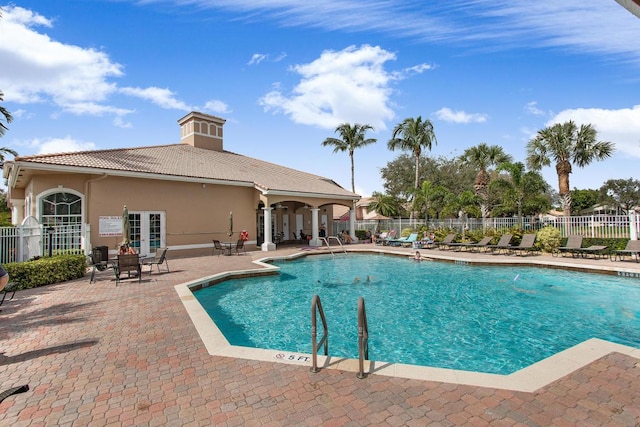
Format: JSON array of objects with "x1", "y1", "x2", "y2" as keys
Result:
[{"x1": 99, "y1": 216, "x2": 123, "y2": 237}]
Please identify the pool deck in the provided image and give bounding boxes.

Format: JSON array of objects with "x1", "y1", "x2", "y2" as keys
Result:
[{"x1": 1, "y1": 244, "x2": 640, "y2": 426}]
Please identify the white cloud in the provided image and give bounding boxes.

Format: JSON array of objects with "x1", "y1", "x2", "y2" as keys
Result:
[
  {"x1": 248, "y1": 53, "x2": 268, "y2": 65},
  {"x1": 117, "y1": 86, "x2": 193, "y2": 111},
  {"x1": 0, "y1": 6, "x2": 122, "y2": 105},
  {"x1": 434, "y1": 107, "x2": 488, "y2": 124},
  {"x1": 19, "y1": 136, "x2": 97, "y2": 155},
  {"x1": 0, "y1": 5, "x2": 195, "y2": 122},
  {"x1": 549, "y1": 105, "x2": 640, "y2": 158},
  {"x1": 204, "y1": 100, "x2": 231, "y2": 114},
  {"x1": 144, "y1": 0, "x2": 640, "y2": 64},
  {"x1": 259, "y1": 45, "x2": 403, "y2": 129},
  {"x1": 525, "y1": 101, "x2": 547, "y2": 116}
]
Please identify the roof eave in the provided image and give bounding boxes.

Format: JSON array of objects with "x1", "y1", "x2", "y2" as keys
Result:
[{"x1": 8, "y1": 161, "x2": 255, "y2": 188}]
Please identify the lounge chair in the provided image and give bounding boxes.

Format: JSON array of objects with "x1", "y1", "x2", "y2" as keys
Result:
[
  {"x1": 376, "y1": 230, "x2": 396, "y2": 246},
  {"x1": 434, "y1": 233, "x2": 456, "y2": 250},
  {"x1": 141, "y1": 248, "x2": 169, "y2": 275},
  {"x1": 610, "y1": 240, "x2": 640, "y2": 263},
  {"x1": 553, "y1": 235, "x2": 583, "y2": 257},
  {"x1": 458, "y1": 236, "x2": 492, "y2": 252},
  {"x1": 485, "y1": 234, "x2": 513, "y2": 254},
  {"x1": 388, "y1": 233, "x2": 419, "y2": 247},
  {"x1": 573, "y1": 245, "x2": 608, "y2": 259},
  {"x1": 508, "y1": 234, "x2": 538, "y2": 256},
  {"x1": 114, "y1": 253, "x2": 142, "y2": 285}
]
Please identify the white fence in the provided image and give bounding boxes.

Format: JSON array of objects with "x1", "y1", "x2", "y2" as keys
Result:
[
  {"x1": 0, "y1": 224, "x2": 84, "y2": 264},
  {"x1": 333, "y1": 213, "x2": 640, "y2": 240}
]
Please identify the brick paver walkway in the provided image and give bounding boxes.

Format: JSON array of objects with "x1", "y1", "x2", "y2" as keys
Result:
[{"x1": 1, "y1": 246, "x2": 639, "y2": 426}]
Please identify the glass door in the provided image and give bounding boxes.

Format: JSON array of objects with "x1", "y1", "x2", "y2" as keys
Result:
[{"x1": 129, "y1": 211, "x2": 165, "y2": 256}]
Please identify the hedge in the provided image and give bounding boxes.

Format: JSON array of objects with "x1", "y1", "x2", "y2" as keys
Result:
[{"x1": 3, "y1": 254, "x2": 87, "y2": 290}]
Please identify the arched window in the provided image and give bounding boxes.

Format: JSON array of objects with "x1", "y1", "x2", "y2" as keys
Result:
[{"x1": 40, "y1": 192, "x2": 82, "y2": 228}]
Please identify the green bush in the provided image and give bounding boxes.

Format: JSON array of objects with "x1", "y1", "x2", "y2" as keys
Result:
[
  {"x1": 3, "y1": 254, "x2": 87, "y2": 290},
  {"x1": 536, "y1": 226, "x2": 561, "y2": 253}
]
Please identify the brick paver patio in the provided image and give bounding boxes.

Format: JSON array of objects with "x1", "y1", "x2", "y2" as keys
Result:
[{"x1": 1, "y1": 245, "x2": 639, "y2": 426}]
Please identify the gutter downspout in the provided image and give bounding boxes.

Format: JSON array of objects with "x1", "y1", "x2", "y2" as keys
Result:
[{"x1": 84, "y1": 174, "x2": 109, "y2": 253}]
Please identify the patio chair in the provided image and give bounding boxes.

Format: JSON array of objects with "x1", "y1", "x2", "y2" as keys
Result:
[
  {"x1": 114, "y1": 253, "x2": 142, "y2": 285},
  {"x1": 508, "y1": 234, "x2": 538, "y2": 256},
  {"x1": 89, "y1": 246, "x2": 112, "y2": 283},
  {"x1": 458, "y1": 236, "x2": 492, "y2": 252},
  {"x1": 485, "y1": 234, "x2": 513, "y2": 254},
  {"x1": 610, "y1": 239, "x2": 640, "y2": 263},
  {"x1": 0, "y1": 281, "x2": 18, "y2": 307},
  {"x1": 212, "y1": 239, "x2": 224, "y2": 256},
  {"x1": 433, "y1": 233, "x2": 456, "y2": 250},
  {"x1": 553, "y1": 235, "x2": 583, "y2": 257},
  {"x1": 235, "y1": 239, "x2": 246, "y2": 255},
  {"x1": 388, "y1": 233, "x2": 419, "y2": 247},
  {"x1": 141, "y1": 248, "x2": 169, "y2": 275}
]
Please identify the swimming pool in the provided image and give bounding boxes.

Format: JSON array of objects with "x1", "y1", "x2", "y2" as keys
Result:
[{"x1": 193, "y1": 254, "x2": 640, "y2": 374}]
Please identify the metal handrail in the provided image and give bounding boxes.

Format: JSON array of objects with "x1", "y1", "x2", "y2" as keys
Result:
[
  {"x1": 357, "y1": 296, "x2": 369, "y2": 379},
  {"x1": 310, "y1": 294, "x2": 328, "y2": 373}
]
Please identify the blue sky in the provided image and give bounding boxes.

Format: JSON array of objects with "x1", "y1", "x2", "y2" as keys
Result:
[{"x1": 1, "y1": 1, "x2": 639, "y2": 197}]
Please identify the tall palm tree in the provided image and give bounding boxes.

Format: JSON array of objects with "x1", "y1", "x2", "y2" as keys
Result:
[
  {"x1": 526, "y1": 121, "x2": 614, "y2": 216},
  {"x1": 387, "y1": 116, "x2": 437, "y2": 192},
  {"x1": 460, "y1": 143, "x2": 512, "y2": 219},
  {"x1": 322, "y1": 123, "x2": 376, "y2": 193}
]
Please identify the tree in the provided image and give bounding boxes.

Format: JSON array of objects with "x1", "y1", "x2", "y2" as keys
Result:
[
  {"x1": 526, "y1": 121, "x2": 614, "y2": 216},
  {"x1": 570, "y1": 188, "x2": 599, "y2": 214},
  {"x1": 367, "y1": 191, "x2": 402, "y2": 218},
  {"x1": 491, "y1": 162, "x2": 552, "y2": 226},
  {"x1": 598, "y1": 178, "x2": 640, "y2": 214},
  {"x1": 322, "y1": 123, "x2": 376, "y2": 193},
  {"x1": 387, "y1": 116, "x2": 437, "y2": 193},
  {"x1": 460, "y1": 143, "x2": 512, "y2": 219},
  {"x1": 0, "y1": 89, "x2": 18, "y2": 162}
]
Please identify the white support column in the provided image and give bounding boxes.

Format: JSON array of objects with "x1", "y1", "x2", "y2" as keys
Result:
[
  {"x1": 10, "y1": 199, "x2": 24, "y2": 226},
  {"x1": 309, "y1": 208, "x2": 321, "y2": 247},
  {"x1": 349, "y1": 207, "x2": 358, "y2": 243},
  {"x1": 261, "y1": 207, "x2": 276, "y2": 251},
  {"x1": 630, "y1": 210, "x2": 638, "y2": 240}
]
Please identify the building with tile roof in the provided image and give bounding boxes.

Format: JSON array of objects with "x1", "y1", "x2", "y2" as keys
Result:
[{"x1": 3, "y1": 112, "x2": 359, "y2": 258}]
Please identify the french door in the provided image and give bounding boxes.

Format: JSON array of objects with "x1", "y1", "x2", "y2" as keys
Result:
[{"x1": 129, "y1": 211, "x2": 165, "y2": 256}]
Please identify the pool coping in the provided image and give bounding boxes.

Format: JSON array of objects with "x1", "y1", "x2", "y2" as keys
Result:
[{"x1": 174, "y1": 249, "x2": 640, "y2": 392}]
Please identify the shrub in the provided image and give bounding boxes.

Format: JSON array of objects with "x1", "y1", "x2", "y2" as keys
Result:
[
  {"x1": 536, "y1": 226, "x2": 561, "y2": 253},
  {"x1": 3, "y1": 254, "x2": 87, "y2": 290}
]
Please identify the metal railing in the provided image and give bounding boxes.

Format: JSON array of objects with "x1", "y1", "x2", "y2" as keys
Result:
[
  {"x1": 357, "y1": 297, "x2": 369, "y2": 379},
  {"x1": 310, "y1": 294, "x2": 328, "y2": 373},
  {"x1": 0, "y1": 224, "x2": 84, "y2": 264}
]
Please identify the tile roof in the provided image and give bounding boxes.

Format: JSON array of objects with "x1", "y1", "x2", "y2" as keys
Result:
[{"x1": 13, "y1": 144, "x2": 358, "y2": 199}]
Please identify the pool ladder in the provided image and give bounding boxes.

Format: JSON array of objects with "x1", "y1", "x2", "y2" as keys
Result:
[
  {"x1": 319, "y1": 236, "x2": 347, "y2": 255},
  {"x1": 310, "y1": 295, "x2": 369, "y2": 379}
]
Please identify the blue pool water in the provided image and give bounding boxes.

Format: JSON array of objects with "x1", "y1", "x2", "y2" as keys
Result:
[{"x1": 194, "y1": 254, "x2": 640, "y2": 374}]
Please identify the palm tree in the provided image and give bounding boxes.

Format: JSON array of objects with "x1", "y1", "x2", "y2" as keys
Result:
[
  {"x1": 367, "y1": 191, "x2": 400, "y2": 218},
  {"x1": 0, "y1": 89, "x2": 17, "y2": 162},
  {"x1": 526, "y1": 121, "x2": 614, "y2": 216},
  {"x1": 460, "y1": 143, "x2": 512, "y2": 219},
  {"x1": 493, "y1": 162, "x2": 549, "y2": 228},
  {"x1": 322, "y1": 123, "x2": 376, "y2": 193},
  {"x1": 0, "y1": 89, "x2": 13, "y2": 138},
  {"x1": 387, "y1": 116, "x2": 437, "y2": 192}
]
